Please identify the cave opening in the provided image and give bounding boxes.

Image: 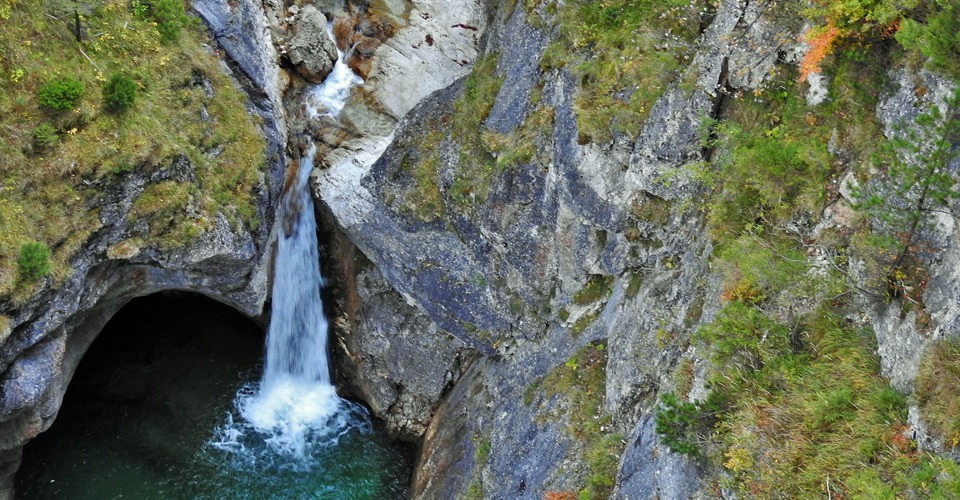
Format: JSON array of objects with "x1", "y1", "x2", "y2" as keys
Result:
[{"x1": 15, "y1": 291, "x2": 414, "y2": 498}]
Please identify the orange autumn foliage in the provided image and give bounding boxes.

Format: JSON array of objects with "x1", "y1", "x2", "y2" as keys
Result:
[
  {"x1": 799, "y1": 23, "x2": 840, "y2": 83},
  {"x1": 544, "y1": 493, "x2": 578, "y2": 500}
]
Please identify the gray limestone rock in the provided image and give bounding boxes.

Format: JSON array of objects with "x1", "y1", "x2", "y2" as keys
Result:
[
  {"x1": 287, "y1": 6, "x2": 339, "y2": 84},
  {"x1": 613, "y1": 415, "x2": 707, "y2": 500},
  {"x1": 336, "y1": 262, "x2": 468, "y2": 439}
]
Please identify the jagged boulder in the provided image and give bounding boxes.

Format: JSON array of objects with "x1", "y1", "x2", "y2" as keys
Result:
[{"x1": 287, "y1": 5, "x2": 339, "y2": 84}]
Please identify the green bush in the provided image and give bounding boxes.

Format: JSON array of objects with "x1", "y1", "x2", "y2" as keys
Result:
[
  {"x1": 32, "y1": 123, "x2": 59, "y2": 150},
  {"x1": 654, "y1": 391, "x2": 725, "y2": 456},
  {"x1": 18, "y1": 242, "x2": 51, "y2": 281},
  {"x1": 132, "y1": 0, "x2": 189, "y2": 43},
  {"x1": 580, "y1": 434, "x2": 624, "y2": 499},
  {"x1": 846, "y1": 469, "x2": 897, "y2": 500},
  {"x1": 38, "y1": 77, "x2": 84, "y2": 110},
  {"x1": 103, "y1": 74, "x2": 137, "y2": 112},
  {"x1": 895, "y1": 0, "x2": 960, "y2": 80},
  {"x1": 807, "y1": 0, "x2": 918, "y2": 31},
  {"x1": 809, "y1": 386, "x2": 856, "y2": 430},
  {"x1": 708, "y1": 125, "x2": 829, "y2": 242}
]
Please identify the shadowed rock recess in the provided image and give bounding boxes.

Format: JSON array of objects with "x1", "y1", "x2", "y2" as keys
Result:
[{"x1": 4, "y1": 0, "x2": 960, "y2": 498}]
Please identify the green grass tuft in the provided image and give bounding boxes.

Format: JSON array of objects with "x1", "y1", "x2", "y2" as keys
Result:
[
  {"x1": 539, "y1": 0, "x2": 707, "y2": 143},
  {"x1": 537, "y1": 342, "x2": 622, "y2": 499},
  {"x1": 915, "y1": 338, "x2": 960, "y2": 447}
]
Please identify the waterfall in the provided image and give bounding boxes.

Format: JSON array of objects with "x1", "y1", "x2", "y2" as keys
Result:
[
  {"x1": 306, "y1": 23, "x2": 363, "y2": 119},
  {"x1": 211, "y1": 21, "x2": 367, "y2": 465}
]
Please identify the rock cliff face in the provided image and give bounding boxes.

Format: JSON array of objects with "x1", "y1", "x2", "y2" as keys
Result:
[
  {"x1": 311, "y1": 0, "x2": 793, "y2": 496},
  {"x1": 301, "y1": 0, "x2": 676, "y2": 496},
  {"x1": 3, "y1": 0, "x2": 959, "y2": 498},
  {"x1": 311, "y1": 0, "x2": 960, "y2": 498},
  {"x1": 0, "y1": 1, "x2": 289, "y2": 497}
]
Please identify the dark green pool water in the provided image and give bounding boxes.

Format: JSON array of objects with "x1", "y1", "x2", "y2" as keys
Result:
[{"x1": 15, "y1": 293, "x2": 412, "y2": 499}]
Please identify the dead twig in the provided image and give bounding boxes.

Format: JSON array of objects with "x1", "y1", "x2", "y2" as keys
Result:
[{"x1": 77, "y1": 46, "x2": 101, "y2": 72}]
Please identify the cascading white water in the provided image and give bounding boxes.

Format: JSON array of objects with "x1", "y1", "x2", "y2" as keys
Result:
[
  {"x1": 234, "y1": 142, "x2": 360, "y2": 459},
  {"x1": 306, "y1": 24, "x2": 363, "y2": 119},
  {"x1": 211, "y1": 22, "x2": 367, "y2": 465}
]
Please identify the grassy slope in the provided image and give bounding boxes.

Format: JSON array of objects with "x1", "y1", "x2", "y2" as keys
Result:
[
  {"x1": 0, "y1": 0, "x2": 264, "y2": 300},
  {"x1": 669, "y1": 2, "x2": 960, "y2": 495}
]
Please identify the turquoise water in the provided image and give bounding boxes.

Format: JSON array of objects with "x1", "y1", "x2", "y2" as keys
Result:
[{"x1": 15, "y1": 293, "x2": 412, "y2": 499}]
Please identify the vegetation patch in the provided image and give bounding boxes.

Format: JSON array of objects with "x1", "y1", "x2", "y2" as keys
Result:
[
  {"x1": 687, "y1": 303, "x2": 925, "y2": 496},
  {"x1": 654, "y1": 390, "x2": 724, "y2": 456},
  {"x1": 915, "y1": 338, "x2": 960, "y2": 447},
  {"x1": 533, "y1": 0, "x2": 709, "y2": 143},
  {"x1": 556, "y1": 275, "x2": 613, "y2": 338},
  {"x1": 398, "y1": 123, "x2": 445, "y2": 220},
  {"x1": 703, "y1": 112, "x2": 831, "y2": 245},
  {"x1": 31, "y1": 123, "x2": 59, "y2": 151},
  {"x1": 38, "y1": 76, "x2": 84, "y2": 110},
  {"x1": 570, "y1": 310, "x2": 599, "y2": 339},
  {"x1": 102, "y1": 73, "x2": 137, "y2": 113},
  {"x1": 535, "y1": 342, "x2": 622, "y2": 499},
  {"x1": 631, "y1": 193, "x2": 672, "y2": 225},
  {"x1": 464, "y1": 480, "x2": 484, "y2": 500},
  {"x1": 132, "y1": 0, "x2": 190, "y2": 43},
  {"x1": 472, "y1": 430, "x2": 492, "y2": 464},
  {"x1": 447, "y1": 54, "x2": 503, "y2": 207},
  {"x1": 17, "y1": 242, "x2": 51, "y2": 281},
  {"x1": 572, "y1": 275, "x2": 613, "y2": 306},
  {"x1": 624, "y1": 272, "x2": 643, "y2": 299},
  {"x1": 0, "y1": 0, "x2": 265, "y2": 299},
  {"x1": 803, "y1": 0, "x2": 960, "y2": 82}
]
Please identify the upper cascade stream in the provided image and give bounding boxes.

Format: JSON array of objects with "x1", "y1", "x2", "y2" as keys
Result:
[
  {"x1": 306, "y1": 24, "x2": 363, "y2": 119},
  {"x1": 212, "y1": 23, "x2": 367, "y2": 465}
]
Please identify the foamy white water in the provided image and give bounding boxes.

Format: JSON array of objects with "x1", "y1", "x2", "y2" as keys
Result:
[
  {"x1": 306, "y1": 24, "x2": 363, "y2": 119},
  {"x1": 210, "y1": 23, "x2": 368, "y2": 466}
]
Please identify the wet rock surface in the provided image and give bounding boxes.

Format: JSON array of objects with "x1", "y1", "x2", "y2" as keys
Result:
[{"x1": 287, "y1": 5, "x2": 339, "y2": 84}]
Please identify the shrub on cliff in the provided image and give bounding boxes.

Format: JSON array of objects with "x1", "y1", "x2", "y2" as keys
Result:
[
  {"x1": 654, "y1": 391, "x2": 725, "y2": 456},
  {"x1": 103, "y1": 74, "x2": 137, "y2": 113},
  {"x1": 132, "y1": 0, "x2": 189, "y2": 43},
  {"x1": 31, "y1": 123, "x2": 59, "y2": 151},
  {"x1": 38, "y1": 77, "x2": 84, "y2": 111},
  {"x1": 18, "y1": 242, "x2": 50, "y2": 281},
  {"x1": 854, "y1": 88, "x2": 960, "y2": 296},
  {"x1": 896, "y1": 0, "x2": 960, "y2": 81}
]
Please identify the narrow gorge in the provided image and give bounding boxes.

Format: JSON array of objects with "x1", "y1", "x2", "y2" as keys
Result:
[{"x1": 2, "y1": 0, "x2": 960, "y2": 498}]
